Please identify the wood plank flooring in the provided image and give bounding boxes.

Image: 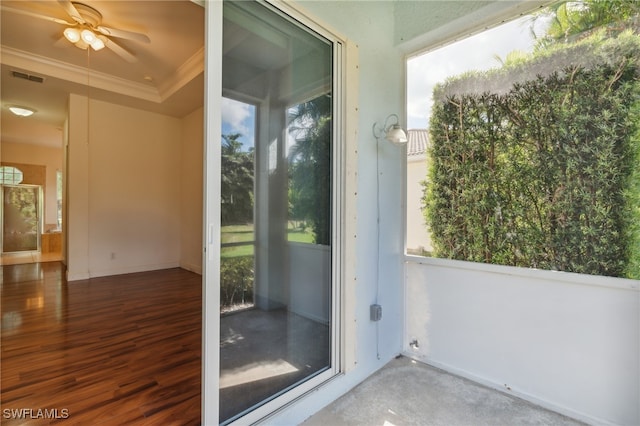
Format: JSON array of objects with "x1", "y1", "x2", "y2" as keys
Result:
[
  {"x1": 1, "y1": 252, "x2": 63, "y2": 266},
  {"x1": 1, "y1": 263, "x2": 201, "y2": 425}
]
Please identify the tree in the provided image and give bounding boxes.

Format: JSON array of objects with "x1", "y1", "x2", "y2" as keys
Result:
[
  {"x1": 287, "y1": 95, "x2": 332, "y2": 245},
  {"x1": 536, "y1": 0, "x2": 640, "y2": 48},
  {"x1": 221, "y1": 133, "x2": 254, "y2": 225}
]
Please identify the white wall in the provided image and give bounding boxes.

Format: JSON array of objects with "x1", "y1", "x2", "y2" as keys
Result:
[
  {"x1": 67, "y1": 94, "x2": 183, "y2": 279},
  {"x1": 394, "y1": 0, "x2": 495, "y2": 46},
  {"x1": 1, "y1": 142, "x2": 62, "y2": 229},
  {"x1": 393, "y1": 1, "x2": 547, "y2": 54},
  {"x1": 180, "y1": 107, "x2": 204, "y2": 274},
  {"x1": 289, "y1": 243, "x2": 331, "y2": 324},
  {"x1": 404, "y1": 258, "x2": 640, "y2": 426}
]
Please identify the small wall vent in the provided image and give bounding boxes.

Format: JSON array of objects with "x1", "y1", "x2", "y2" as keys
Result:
[{"x1": 11, "y1": 71, "x2": 45, "y2": 83}]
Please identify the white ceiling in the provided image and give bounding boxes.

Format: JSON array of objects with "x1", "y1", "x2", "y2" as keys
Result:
[{"x1": 0, "y1": 0, "x2": 205, "y2": 149}]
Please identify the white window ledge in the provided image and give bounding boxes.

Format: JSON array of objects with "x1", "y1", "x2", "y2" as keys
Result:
[{"x1": 405, "y1": 254, "x2": 639, "y2": 292}]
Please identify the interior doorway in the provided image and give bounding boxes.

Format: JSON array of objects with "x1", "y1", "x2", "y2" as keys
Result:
[
  {"x1": 1, "y1": 184, "x2": 41, "y2": 253},
  {"x1": 0, "y1": 162, "x2": 63, "y2": 266}
]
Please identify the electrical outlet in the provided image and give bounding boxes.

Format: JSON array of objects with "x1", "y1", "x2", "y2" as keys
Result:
[{"x1": 370, "y1": 304, "x2": 382, "y2": 321}]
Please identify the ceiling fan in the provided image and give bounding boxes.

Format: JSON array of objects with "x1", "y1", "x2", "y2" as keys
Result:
[{"x1": 5, "y1": 0, "x2": 150, "y2": 63}]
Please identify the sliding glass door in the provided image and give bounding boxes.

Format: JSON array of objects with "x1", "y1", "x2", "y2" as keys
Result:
[{"x1": 220, "y1": 1, "x2": 336, "y2": 423}]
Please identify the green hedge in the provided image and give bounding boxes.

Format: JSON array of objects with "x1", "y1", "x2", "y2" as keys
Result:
[
  {"x1": 424, "y1": 32, "x2": 640, "y2": 278},
  {"x1": 220, "y1": 257, "x2": 254, "y2": 307}
]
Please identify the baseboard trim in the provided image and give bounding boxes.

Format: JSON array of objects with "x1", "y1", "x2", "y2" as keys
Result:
[{"x1": 67, "y1": 262, "x2": 181, "y2": 282}]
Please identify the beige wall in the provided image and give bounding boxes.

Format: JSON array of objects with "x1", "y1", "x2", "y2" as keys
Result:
[
  {"x1": 180, "y1": 107, "x2": 204, "y2": 274},
  {"x1": 406, "y1": 155, "x2": 431, "y2": 254},
  {"x1": 67, "y1": 94, "x2": 90, "y2": 279},
  {"x1": 67, "y1": 94, "x2": 186, "y2": 280},
  {"x1": 1, "y1": 142, "x2": 63, "y2": 229}
]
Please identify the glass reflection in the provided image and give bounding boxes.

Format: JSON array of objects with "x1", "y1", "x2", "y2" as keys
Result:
[{"x1": 220, "y1": 2, "x2": 333, "y2": 423}]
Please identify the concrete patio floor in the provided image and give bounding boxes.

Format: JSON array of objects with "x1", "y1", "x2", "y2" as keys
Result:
[
  {"x1": 303, "y1": 356, "x2": 585, "y2": 426},
  {"x1": 220, "y1": 308, "x2": 330, "y2": 422}
]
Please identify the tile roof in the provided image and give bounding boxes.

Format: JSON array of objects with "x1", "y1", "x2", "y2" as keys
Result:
[{"x1": 407, "y1": 129, "x2": 429, "y2": 156}]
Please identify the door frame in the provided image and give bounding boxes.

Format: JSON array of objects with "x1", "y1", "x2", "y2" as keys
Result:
[{"x1": 202, "y1": 1, "x2": 349, "y2": 423}]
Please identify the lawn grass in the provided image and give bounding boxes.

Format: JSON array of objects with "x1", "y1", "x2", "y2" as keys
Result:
[
  {"x1": 220, "y1": 223, "x2": 314, "y2": 258},
  {"x1": 221, "y1": 225, "x2": 254, "y2": 244},
  {"x1": 286, "y1": 229, "x2": 315, "y2": 244},
  {"x1": 221, "y1": 245, "x2": 254, "y2": 258}
]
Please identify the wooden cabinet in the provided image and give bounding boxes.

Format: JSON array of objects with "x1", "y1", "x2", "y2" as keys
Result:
[{"x1": 42, "y1": 232, "x2": 62, "y2": 254}]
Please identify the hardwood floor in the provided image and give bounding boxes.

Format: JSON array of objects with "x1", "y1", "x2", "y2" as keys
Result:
[
  {"x1": 1, "y1": 263, "x2": 202, "y2": 425},
  {"x1": 0, "y1": 252, "x2": 63, "y2": 266}
]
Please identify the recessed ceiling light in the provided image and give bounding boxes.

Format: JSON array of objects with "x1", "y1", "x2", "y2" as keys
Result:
[{"x1": 9, "y1": 106, "x2": 36, "y2": 117}]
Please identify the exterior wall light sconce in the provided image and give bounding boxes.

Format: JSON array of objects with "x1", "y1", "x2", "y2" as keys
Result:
[
  {"x1": 372, "y1": 113, "x2": 408, "y2": 146},
  {"x1": 370, "y1": 113, "x2": 408, "y2": 359}
]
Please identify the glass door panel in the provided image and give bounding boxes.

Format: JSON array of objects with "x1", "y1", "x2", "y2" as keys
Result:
[
  {"x1": 2, "y1": 185, "x2": 40, "y2": 252},
  {"x1": 220, "y1": 98, "x2": 256, "y2": 313},
  {"x1": 220, "y1": 2, "x2": 333, "y2": 423}
]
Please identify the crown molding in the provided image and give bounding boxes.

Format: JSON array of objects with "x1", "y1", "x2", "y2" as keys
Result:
[
  {"x1": 1, "y1": 45, "x2": 162, "y2": 103},
  {"x1": 158, "y1": 47, "x2": 204, "y2": 101}
]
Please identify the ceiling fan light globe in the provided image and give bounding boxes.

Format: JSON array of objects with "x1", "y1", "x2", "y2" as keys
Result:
[
  {"x1": 91, "y1": 37, "x2": 106, "y2": 51},
  {"x1": 63, "y1": 27, "x2": 81, "y2": 43},
  {"x1": 81, "y1": 28, "x2": 97, "y2": 44}
]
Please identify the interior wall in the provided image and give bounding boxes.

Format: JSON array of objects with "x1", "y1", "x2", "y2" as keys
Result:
[
  {"x1": 67, "y1": 94, "x2": 90, "y2": 280},
  {"x1": 67, "y1": 94, "x2": 182, "y2": 280},
  {"x1": 1, "y1": 142, "x2": 62, "y2": 229},
  {"x1": 405, "y1": 259, "x2": 640, "y2": 426},
  {"x1": 180, "y1": 107, "x2": 204, "y2": 274}
]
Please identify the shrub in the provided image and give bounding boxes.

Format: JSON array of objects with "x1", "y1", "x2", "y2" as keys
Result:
[
  {"x1": 424, "y1": 32, "x2": 640, "y2": 278},
  {"x1": 220, "y1": 256, "x2": 254, "y2": 307}
]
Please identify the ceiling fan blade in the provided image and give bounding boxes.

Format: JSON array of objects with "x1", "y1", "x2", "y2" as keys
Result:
[
  {"x1": 103, "y1": 38, "x2": 138, "y2": 63},
  {"x1": 97, "y1": 25, "x2": 150, "y2": 44},
  {"x1": 0, "y1": 5, "x2": 75, "y2": 25},
  {"x1": 57, "y1": 0, "x2": 84, "y2": 24}
]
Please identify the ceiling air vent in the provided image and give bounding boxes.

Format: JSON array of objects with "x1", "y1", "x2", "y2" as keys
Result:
[{"x1": 11, "y1": 71, "x2": 45, "y2": 83}]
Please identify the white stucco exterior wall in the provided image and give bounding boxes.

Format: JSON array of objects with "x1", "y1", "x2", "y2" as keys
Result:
[{"x1": 405, "y1": 258, "x2": 640, "y2": 426}]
